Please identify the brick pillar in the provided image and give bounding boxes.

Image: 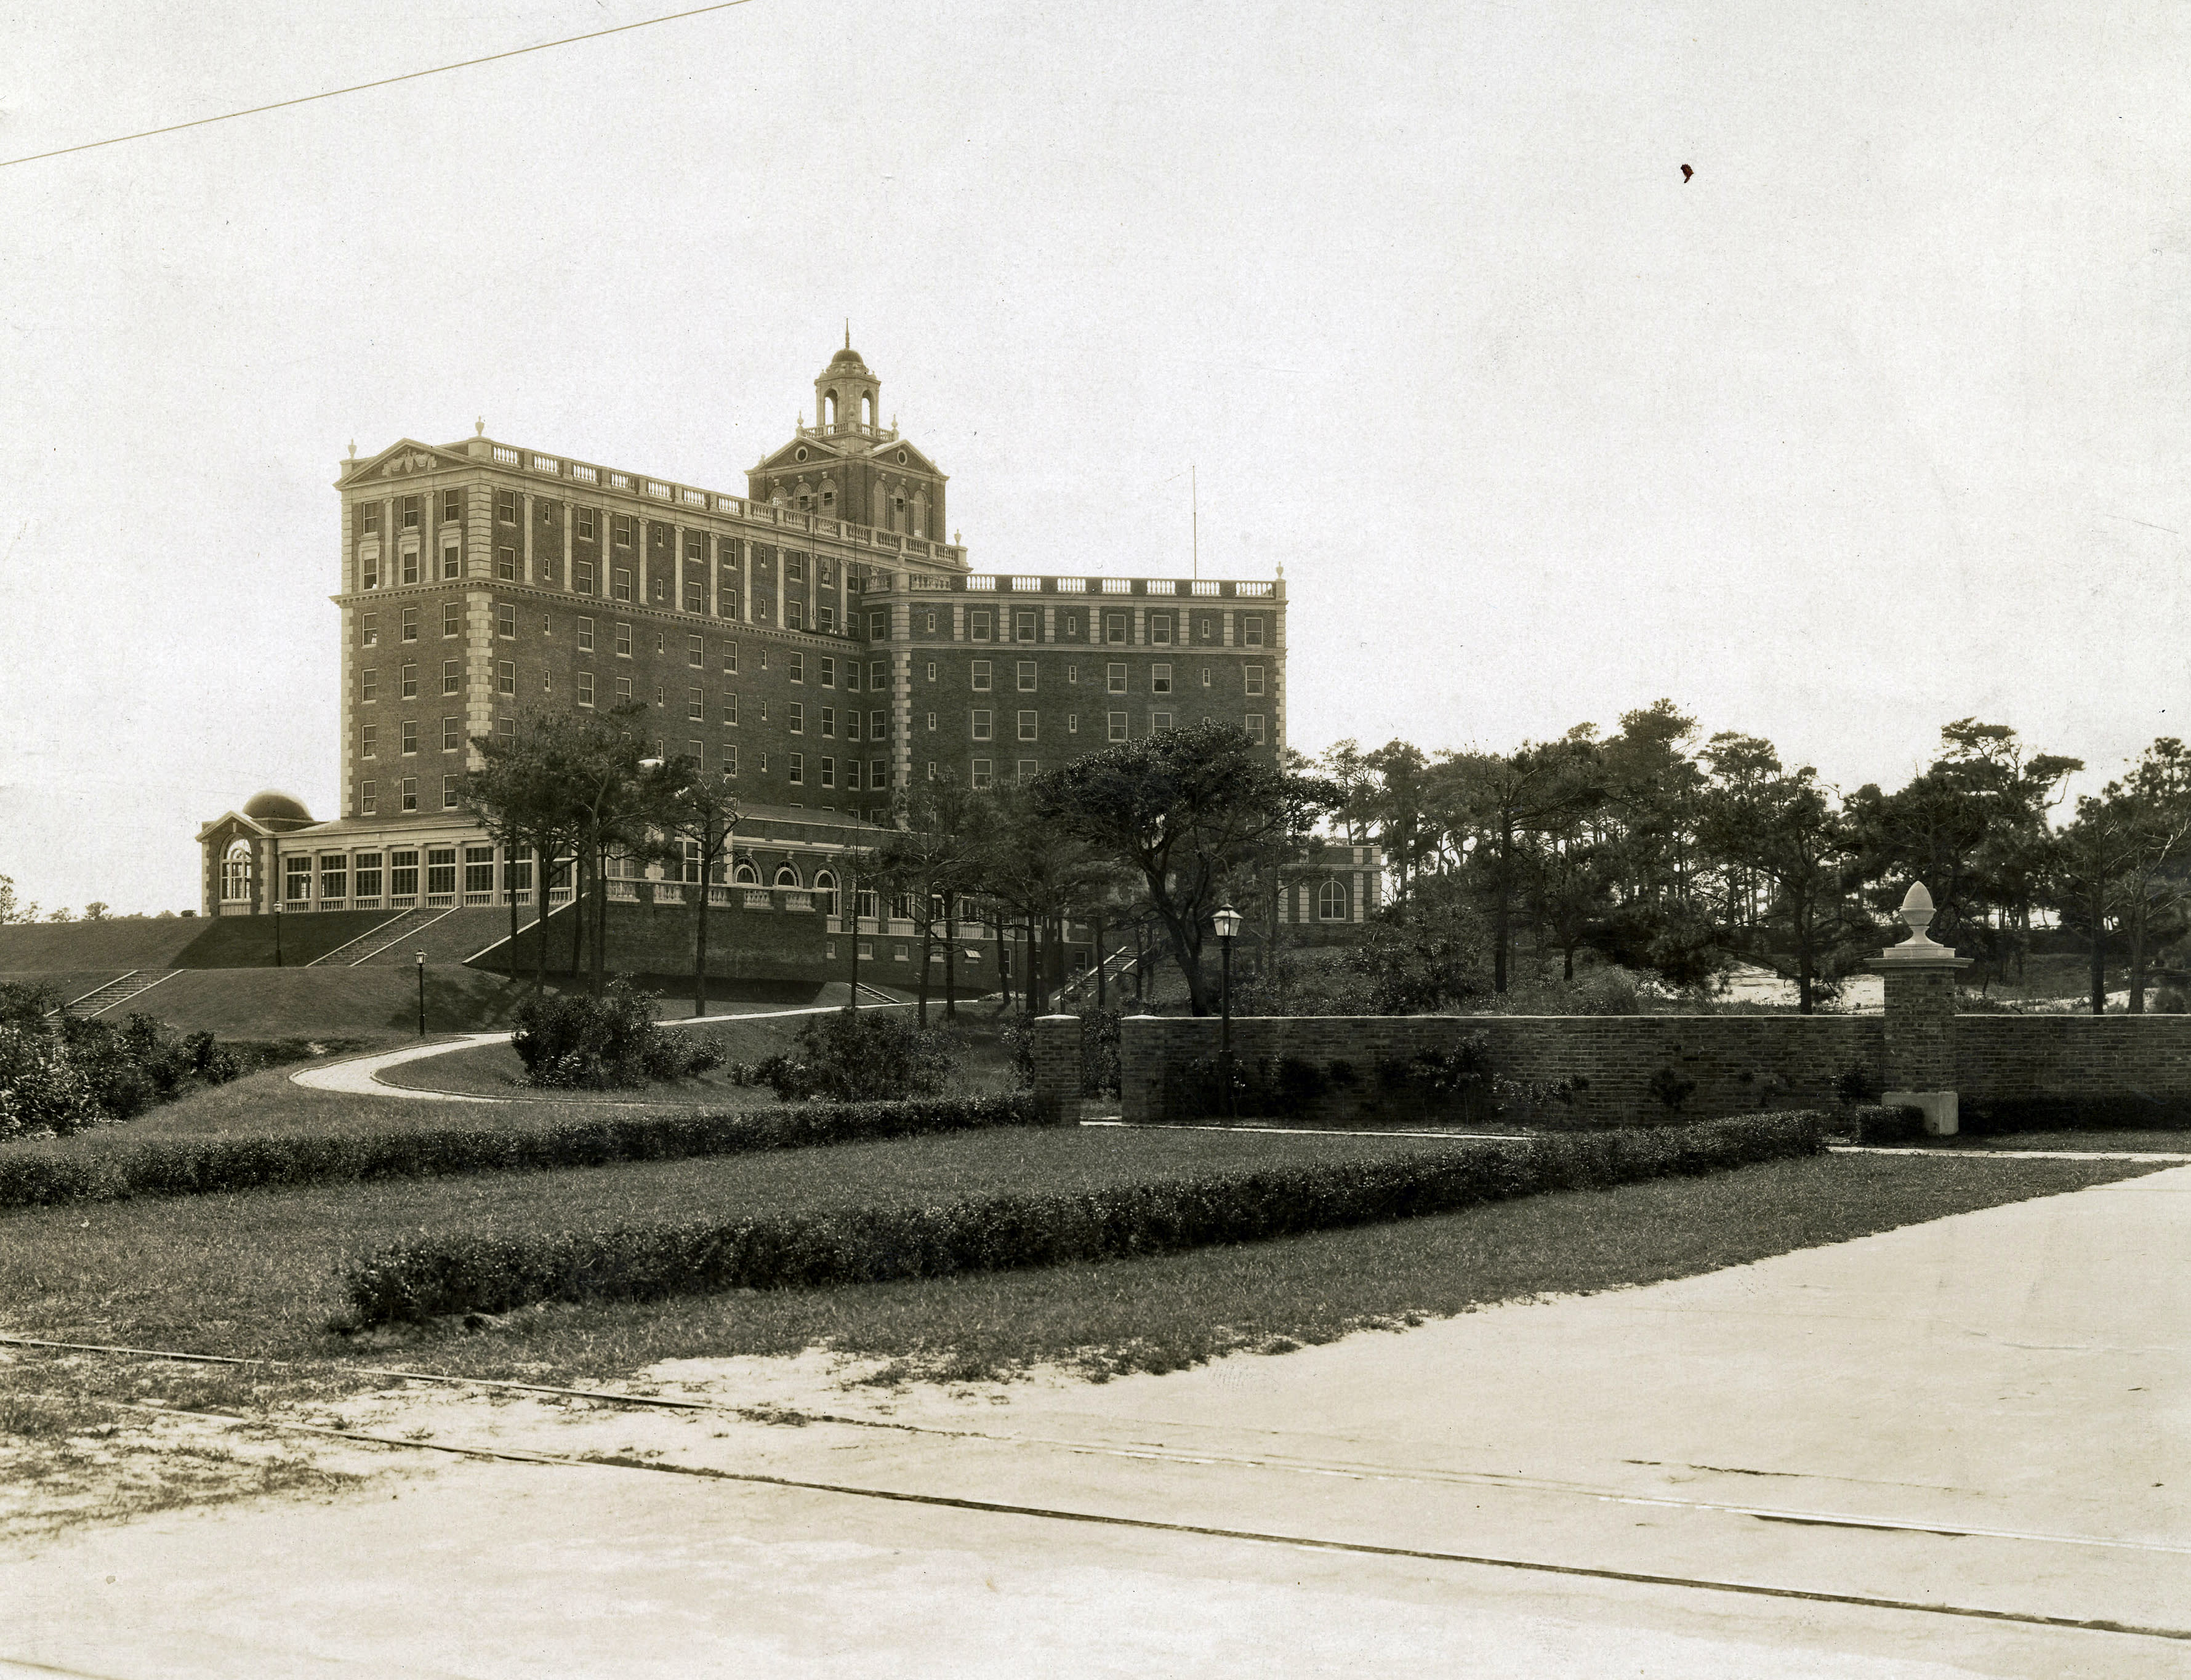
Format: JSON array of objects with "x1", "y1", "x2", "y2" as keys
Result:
[
  {"x1": 1030, "y1": 1014, "x2": 1082, "y2": 1125},
  {"x1": 1868, "y1": 884, "x2": 1972, "y2": 1135},
  {"x1": 1119, "y1": 1014, "x2": 1164, "y2": 1123}
]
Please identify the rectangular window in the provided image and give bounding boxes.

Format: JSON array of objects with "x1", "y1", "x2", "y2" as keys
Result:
[
  {"x1": 577, "y1": 616, "x2": 594, "y2": 652},
  {"x1": 361, "y1": 551, "x2": 379, "y2": 590},
  {"x1": 1246, "y1": 712, "x2": 1267, "y2": 743},
  {"x1": 497, "y1": 546, "x2": 516, "y2": 582},
  {"x1": 970, "y1": 609, "x2": 992, "y2": 641},
  {"x1": 577, "y1": 670, "x2": 595, "y2": 707},
  {"x1": 789, "y1": 702, "x2": 805, "y2": 733},
  {"x1": 971, "y1": 759, "x2": 993, "y2": 790},
  {"x1": 1151, "y1": 614, "x2": 1174, "y2": 645},
  {"x1": 1067, "y1": 664, "x2": 1077, "y2": 684},
  {"x1": 1017, "y1": 660, "x2": 1036, "y2": 691},
  {"x1": 790, "y1": 653, "x2": 805, "y2": 683},
  {"x1": 361, "y1": 611, "x2": 377, "y2": 646},
  {"x1": 821, "y1": 656, "x2": 836, "y2": 688},
  {"x1": 360, "y1": 783, "x2": 377, "y2": 816},
  {"x1": 1245, "y1": 665, "x2": 1266, "y2": 696},
  {"x1": 441, "y1": 490, "x2": 460, "y2": 523},
  {"x1": 788, "y1": 753, "x2": 804, "y2": 785},
  {"x1": 401, "y1": 549, "x2": 420, "y2": 586},
  {"x1": 927, "y1": 711, "x2": 938, "y2": 731},
  {"x1": 872, "y1": 661, "x2": 888, "y2": 688},
  {"x1": 400, "y1": 496, "x2": 420, "y2": 531},
  {"x1": 361, "y1": 723, "x2": 377, "y2": 758},
  {"x1": 971, "y1": 660, "x2": 991, "y2": 692},
  {"x1": 722, "y1": 693, "x2": 738, "y2": 726},
  {"x1": 869, "y1": 609, "x2": 887, "y2": 639},
  {"x1": 575, "y1": 560, "x2": 595, "y2": 594},
  {"x1": 1201, "y1": 667, "x2": 1213, "y2": 688},
  {"x1": 1106, "y1": 612, "x2": 1127, "y2": 643},
  {"x1": 577, "y1": 507, "x2": 595, "y2": 541},
  {"x1": 1152, "y1": 663, "x2": 1173, "y2": 695},
  {"x1": 724, "y1": 641, "x2": 738, "y2": 674},
  {"x1": 821, "y1": 707, "x2": 835, "y2": 738},
  {"x1": 497, "y1": 661, "x2": 515, "y2": 696},
  {"x1": 723, "y1": 587, "x2": 741, "y2": 619},
  {"x1": 687, "y1": 685, "x2": 703, "y2": 721},
  {"x1": 1243, "y1": 615, "x2": 1266, "y2": 648},
  {"x1": 441, "y1": 659, "x2": 459, "y2": 696},
  {"x1": 687, "y1": 634, "x2": 704, "y2": 667},
  {"x1": 400, "y1": 662, "x2": 417, "y2": 699},
  {"x1": 613, "y1": 514, "x2": 633, "y2": 547},
  {"x1": 1107, "y1": 662, "x2": 1127, "y2": 693},
  {"x1": 872, "y1": 758, "x2": 887, "y2": 788},
  {"x1": 441, "y1": 546, "x2": 460, "y2": 581},
  {"x1": 361, "y1": 668, "x2": 377, "y2": 703},
  {"x1": 844, "y1": 712, "x2": 861, "y2": 742},
  {"x1": 400, "y1": 778, "x2": 418, "y2": 814},
  {"x1": 615, "y1": 623, "x2": 632, "y2": 657},
  {"x1": 613, "y1": 568, "x2": 632, "y2": 601},
  {"x1": 616, "y1": 676, "x2": 632, "y2": 703},
  {"x1": 724, "y1": 744, "x2": 738, "y2": 776},
  {"x1": 1068, "y1": 715, "x2": 1079, "y2": 734},
  {"x1": 443, "y1": 716, "x2": 461, "y2": 753},
  {"x1": 442, "y1": 601, "x2": 460, "y2": 637},
  {"x1": 356, "y1": 852, "x2": 383, "y2": 898},
  {"x1": 443, "y1": 776, "x2": 460, "y2": 811},
  {"x1": 497, "y1": 490, "x2": 518, "y2": 523},
  {"x1": 464, "y1": 845, "x2": 494, "y2": 894},
  {"x1": 401, "y1": 607, "x2": 419, "y2": 641},
  {"x1": 1151, "y1": 711, "x2": 1173, "y2": 733},
  {"x1": 401, "y1": 720, "x2": 418, "y2": 755},
  {"x1": 427, "y1": 847, "x2": 457, "y2": 896},
  {"x1": 970, "y1": 709, "x2": 992, "y2": 742},
  {"x1": 1108, "y1": 712, "x2": 1128, "y2": 742},
  {"x1": 358, "y1": 504, "x2": 380, "y2": 536},
  {"x1": 820, "y1": 757, "x2": 835, "y2": 789},
  {"x1": 1017, "y1": 760, "x2": 1038, "y2": 785},
  {"x1": 285, "y1": 856, "x2": 312, "y2": 903},
  {"x1": 786, "y1": 600, "x2": 805, "y2": 631},
  {"x1": 390, "y1": 848, "x2": 419, "y2": 895},
  {"x1": 685, "y1": 581, "x2": 704, "y2": 613},
  {"x1": 870, "y1": 710, "x2": 886, "y2": 739},
  {"x1": 1017, "y1": 710, "x2": 1037, "y2": 742},
  {"x1": 497, "y1": 603, "x2": 515, "y2": 638}
]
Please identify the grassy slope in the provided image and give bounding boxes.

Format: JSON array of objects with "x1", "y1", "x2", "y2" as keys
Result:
[
  {"x1": 0, "y1": 1151, "x2": 2157, "y2": 1388},
  {"x1": 121, "y1": 966, "x2": 531, "y2": 1036},
  {"x1": 0, "y1": 919, "x2": 209, "y2": 973}
]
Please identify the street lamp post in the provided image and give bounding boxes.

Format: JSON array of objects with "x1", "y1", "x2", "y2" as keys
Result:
[
  {"x1": 1212, "y1": 902, "x2": 1242, "y2": 1120},
  {"x1": 416, "y1": 950, "x2": 427, "y2": 1038},
  {"x1": 271, "y1": 900, "x2": 283, "y2": 968}
]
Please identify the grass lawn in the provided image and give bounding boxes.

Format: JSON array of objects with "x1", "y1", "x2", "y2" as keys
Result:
[
  {"x1": 0, "y1": 1136, "x2": 2160, "y2": 1393},
  {"x1": 1911, "y1": 1130, "x2": 2191, "y2": 1153}
]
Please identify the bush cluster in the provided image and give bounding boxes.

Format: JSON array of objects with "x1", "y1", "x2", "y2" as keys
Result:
[
  {"x1": 0, "y1": 983, "x2": 240, "y2": 1141},
  {"x1": 0, "y1": 1091, "x2": 1037, "y2": 1210},
  {"x1": 737, "y1": 1011, "x2": 960, "y2": 1102},
  {"x1": 340, "y1": 1110, "x2": 1831, "y2": 1324},
  {"x1": 510, "y1": 979, "x2": 723, "y2": 1089},
  {"x1": 1847, "y1": 1103, "x2": 1927, "y2": 1144}
]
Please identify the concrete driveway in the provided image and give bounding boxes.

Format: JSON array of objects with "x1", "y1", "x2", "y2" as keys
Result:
[{"x1": 3, "y1": 1168, "x2": 2185, "y2": 1676}]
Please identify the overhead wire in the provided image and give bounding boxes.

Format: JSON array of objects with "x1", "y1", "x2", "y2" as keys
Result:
[{"x1": 0, "y1": 0, "x2": 763, "y2": 171}]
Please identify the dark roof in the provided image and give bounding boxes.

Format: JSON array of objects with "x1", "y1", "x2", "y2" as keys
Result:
[
  {"x1": 242, "y1": 790, "x2": 315, "y2": 829},
  {"x1": 827, "y1": 347, "x2": 869, "y2": 371}
]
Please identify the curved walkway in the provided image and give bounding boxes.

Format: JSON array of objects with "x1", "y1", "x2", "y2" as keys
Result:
[{"x1": 290, "y1": 1000, "x2": 907, "y2": 1103}]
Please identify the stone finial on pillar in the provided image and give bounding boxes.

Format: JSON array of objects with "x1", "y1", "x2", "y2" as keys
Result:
[{"x1": 1868, "y1": 882, "x2": 1972, "y2": 1136}]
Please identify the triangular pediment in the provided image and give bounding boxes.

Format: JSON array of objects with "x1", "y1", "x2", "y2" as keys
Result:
[
  {"x1": 350, "y1": 438, "x2": 472, "y2": 482},
  {"x1": 755, "y1": 435, "x2": 854, "y2": 473},
  {"x1": 862, "y1": 437, "x2": 943, "y2": 477}
]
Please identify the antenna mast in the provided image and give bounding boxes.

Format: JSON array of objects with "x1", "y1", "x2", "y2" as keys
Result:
[{"x1": 1191, "y1": 464, "x2": 1198, "y2": 581}]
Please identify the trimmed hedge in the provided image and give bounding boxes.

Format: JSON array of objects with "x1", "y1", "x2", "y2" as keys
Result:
[
  {"x1": 340, "y1": 1109, "x2": 1831, "y2": 1324},
  {"x1": 1849, "y1": 1104, "x2": 1926, "y2": 1144},
  {"x1": 0, "y1": 1093, "x2": 1038, "y2": 1210}
]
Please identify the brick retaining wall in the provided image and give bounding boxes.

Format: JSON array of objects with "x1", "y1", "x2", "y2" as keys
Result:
[{"x1": 1119, "y1": 1008, "x2": 2191, "y2": 1127}]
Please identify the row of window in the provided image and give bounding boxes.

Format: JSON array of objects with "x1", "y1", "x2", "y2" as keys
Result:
[
  {"x1": 963, "y1": 711, "x2": 1267, "y2": 744},
  {"x1": 960, "y1": 659, "x2": 1267, "y2": 696},
  {"x1": 907, "y1": 606, "x2": 1268, "y2": 648}
]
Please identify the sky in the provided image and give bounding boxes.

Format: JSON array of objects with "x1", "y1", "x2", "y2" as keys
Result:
[{"x1": 2, "y1": 1, "x2": 2188, "y2": 914}]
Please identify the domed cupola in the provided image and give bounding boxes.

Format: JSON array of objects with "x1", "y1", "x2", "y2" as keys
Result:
[{"x1": 815, "y1": 327, "x2": 882, "y2": 437}]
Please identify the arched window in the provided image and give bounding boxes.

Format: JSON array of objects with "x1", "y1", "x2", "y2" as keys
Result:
[
  {"x1": 813, "y1": 870, "x2": 837, "y2": 915},
  {"x1": 733, "y1": 861, "x2": 758, "y2": 885},
  {"x1": 774, "y1": 864, "x2": 802, "y2": 889},
  {"x1": 1317, "y1": 878, "x2": 1349, "y2": 922},
  {"x1": 221, "y1": 839, "x2": 252, "y2": 902},
  {"x1": 861, "y1": 392, "x2": 875, "y2": 428},
  {"x1": 823, "y1": 389, "x2": 838, "y2": 427}
]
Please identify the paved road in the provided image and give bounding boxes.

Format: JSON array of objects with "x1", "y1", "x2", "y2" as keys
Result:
[
  {"x1": 289, "y1": 1001, "x2": 905, "y2": 1102},
  {"x1": 5, "y1": 1168, "x2": 2185, "y2": 1676}
]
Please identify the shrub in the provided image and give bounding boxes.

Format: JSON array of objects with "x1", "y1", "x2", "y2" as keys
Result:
[
  {"x1": 0, "y1": 1092, "x2": 1038, "y2": 1210},
  {"x1": 509, "y1": 978, "x2": 715, "y2": 1089},
  {"x1": 0, "y1": 994, "x2": 243, "y2": 1141},
  {"x1": 339, "y1": 1110, "x2": 1832, "y2": 1323},
  {"x1": 749, "y1": 1011, "x2": 960, "y2": 1101},
  {"x1": 1646, "y1": 1066, "x2": 1697, "y2": 1112},
  {"x1": 1849, "y1": 1103, "x2": 1926, "y2": 1144}
]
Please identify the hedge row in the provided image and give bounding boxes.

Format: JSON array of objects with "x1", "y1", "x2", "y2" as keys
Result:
[
  {"x1": 341, "y1": 1109, "x2": 1831, "y2": 1324},
  {"x1": 1848, "y1": 1104, "x2": 1926, "y2": 1144},
  {"x1": 0, "y1": 1093, "x2": 1040, "y2": 1210}
]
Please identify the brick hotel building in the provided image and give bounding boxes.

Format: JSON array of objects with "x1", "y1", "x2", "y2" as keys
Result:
[{"x1": 195, "y1": 342, "x2": 1337, "y2": 975}]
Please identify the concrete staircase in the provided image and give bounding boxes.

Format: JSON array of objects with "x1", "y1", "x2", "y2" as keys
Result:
[
  {"x1": 308, "y1": 906, "x2": 456, "y2": 967},
  {"x1": 50, "y1": 969, "x2": 180, "y2": 1019}
]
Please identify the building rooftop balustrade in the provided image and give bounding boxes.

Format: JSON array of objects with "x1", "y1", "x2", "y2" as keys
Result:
[{"x1": 858, "y1": 572, "x2": 1282, "y2": 600}]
